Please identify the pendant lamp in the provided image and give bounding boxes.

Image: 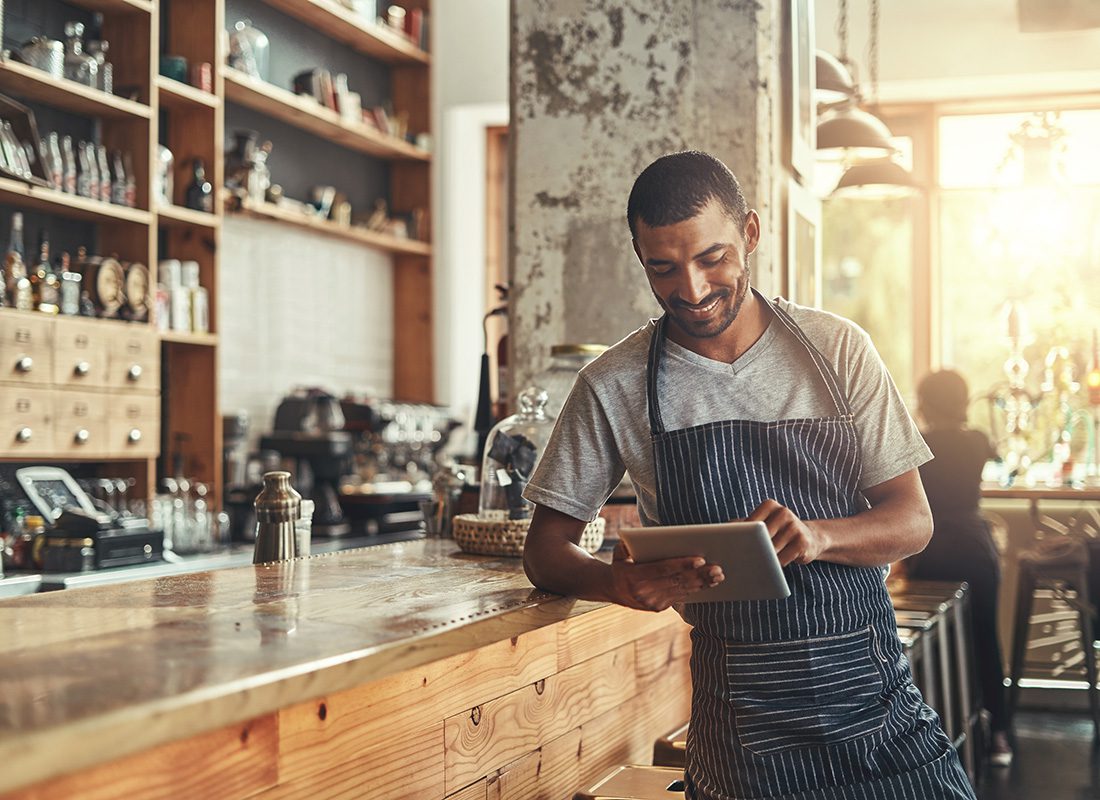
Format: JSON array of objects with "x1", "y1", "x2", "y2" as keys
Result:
[
  {"x1": 832, "y1": 157, "x2": 918, "y2": 197},
  {"x1": 817, "y1": 105, "x2": 894, "y2": 161},
  {"x1": 815, "y1": 50, "x2": 855, "y2": 106}
]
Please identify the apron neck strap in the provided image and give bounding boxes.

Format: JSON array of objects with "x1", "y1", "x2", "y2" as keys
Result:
[
  {"x1": 646, "y1": 314, "x2": 670, "y2": 435},
  {"x1": 646, "y1": 291, "x2": 853, "y2": 436}
]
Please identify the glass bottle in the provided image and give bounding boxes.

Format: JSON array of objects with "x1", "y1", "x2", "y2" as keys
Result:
[
  {"x1": 76, "y1": 141, "x2": 92, "y2": 198},
  {"x1": 46, "y1": 133, "x2": 63, "y2": 190},
  {"x1": 96, "y1": 145, "x2": 111, "y2": 202},
  {"x1": 5, "y1": 213, "x2": 32, "y2": 311},
  {"x1": 31, "y1": 229, "x2": 60, "y2": 315},
  {"x1": 58, "y1": 252, "x2": 81, "y2": 315},
  {"x1": 478, "y1": 386, "x2": 555, "y2": 520},
  {"x1": 60, "y1": 136, "x2": 77, "y2": 194},
  {"x1": 123, "y1": 152, "x2": 137, "y2": 207},
  {"x1": 155, "y1": 145, "x2": 174, "y2": 206},
  {"x1": 86, "y1": 142, "x2": 101, "y2": 200},
  {"x1": 86, "y1": 15, "x2": 112, "y2": 94},
  {"x1": 184, "y1": 159, "x2": 213, "y2": 212},
  {"x1": 110, "y1": 150, "x2": 127, "y2": 205},
  {"x1": 63, "y1": 22, "x2": 99, "y2": 88}
]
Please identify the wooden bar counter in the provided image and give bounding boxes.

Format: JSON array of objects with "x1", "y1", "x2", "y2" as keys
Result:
[{"x1": 0, "y1": 539, "x2": 692, "y2": 799}]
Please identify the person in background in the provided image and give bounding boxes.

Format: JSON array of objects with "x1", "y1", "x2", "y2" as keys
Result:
[{"x1": 911, "y1": 368, "x2": 1013, "y2": 766}]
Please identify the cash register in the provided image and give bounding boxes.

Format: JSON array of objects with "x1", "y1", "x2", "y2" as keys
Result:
[{"x1": 10, "y1": 466, "x2": 163, "y2": 572}]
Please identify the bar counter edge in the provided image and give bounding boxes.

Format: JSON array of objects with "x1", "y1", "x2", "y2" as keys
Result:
[{"x1": 0, "y1": 538, "x2": 692, "y2": 799}]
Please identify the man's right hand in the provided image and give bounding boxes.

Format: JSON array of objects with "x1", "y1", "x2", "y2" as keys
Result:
[{"x1": 609, "y1": 541, "x2": 724, "y2": 611}]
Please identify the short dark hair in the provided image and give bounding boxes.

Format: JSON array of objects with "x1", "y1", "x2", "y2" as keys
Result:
[{"x1": 627, "y1": 150, "x2": 749, "y2": 238}]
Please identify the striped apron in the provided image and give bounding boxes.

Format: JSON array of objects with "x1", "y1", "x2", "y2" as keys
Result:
[{"x1": 646, "y1": 301, "x2": 975, "y2": 800}]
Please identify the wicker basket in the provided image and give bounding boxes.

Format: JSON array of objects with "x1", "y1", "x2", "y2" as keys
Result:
[{"x1": 452, "y1": 514, "x2": 605, "y2": 558}]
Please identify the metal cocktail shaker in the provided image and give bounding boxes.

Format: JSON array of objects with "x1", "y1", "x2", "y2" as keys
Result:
[{"x1": 252, "y1": 471, "x2": 302, "y2": 563}]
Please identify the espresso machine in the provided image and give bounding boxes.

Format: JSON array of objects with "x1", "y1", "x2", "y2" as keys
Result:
[{"x1": 261, "y1": 388, "x2": 353, "y2": 537}]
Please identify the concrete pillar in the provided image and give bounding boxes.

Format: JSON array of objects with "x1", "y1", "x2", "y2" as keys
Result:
[{"x1": 510, "y1": 0, "x2": 785, "y2": 395}]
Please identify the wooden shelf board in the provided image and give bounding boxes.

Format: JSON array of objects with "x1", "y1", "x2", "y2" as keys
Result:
[
  {"x1": 0, "y1": 177, "x2": 152, "y2": 226},
  {"x1": 160, "y1": 331, "x2": 219, "y2": 347},
  {"x1": 157, "y1": 204, "x2": 220, "y2": 229},
  {"x1": 0, "y1": 60, "x2": 152, "y2": 120},
  {"x1": 155, "y1": 76, "x2": 220, "y2": 111},
  {"x1": 65, "y1": 0, "x2": 154, "y2": 13},
  {"x1": 222, "y1": 69, "x2": 429, "y2": 162},
  {"x1": 229, "y1": 197, "x2": 432, "y2": 257},
  {"x1": 258, "y1": 0, "x2": 430, "y2": 64}
]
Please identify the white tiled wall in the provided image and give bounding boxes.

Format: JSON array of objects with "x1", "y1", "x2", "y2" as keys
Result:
[{"x1": 219, "y1": 216, "x2": 394, "y2": 442}]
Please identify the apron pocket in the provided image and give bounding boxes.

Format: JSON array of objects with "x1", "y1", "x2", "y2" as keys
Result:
[{"x1": 725, "y1": 626, "x2": 887, "y2": 756}]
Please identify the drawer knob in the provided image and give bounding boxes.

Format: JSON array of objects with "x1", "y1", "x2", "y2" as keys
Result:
[
  {"x1": 15, "y1": 356, "x2": 33, "y2": 373},
  {"x1": 128, "y1": 364, "x2": 143, "y2": 381},
  {"x1": 74, "y1": 361, "x2": 91, "y2": 377},
  {"x1": 128, "y1": 428, "x2": 143, "y2": 443},
  {"x1": 15, "y1": 427, "x2": 32, "y2": 443},
  {"x1": 74, "y1": 429, "x2": 90, "y2": 444}
]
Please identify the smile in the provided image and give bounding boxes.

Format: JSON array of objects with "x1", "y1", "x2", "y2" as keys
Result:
[{"x1": 680, "y1": 296, "x2": 722, "y2": 317}]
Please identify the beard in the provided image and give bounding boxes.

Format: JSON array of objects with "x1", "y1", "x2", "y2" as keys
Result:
[{"x1": 657, "y1": 255, "x2": 751, "y2": 340}]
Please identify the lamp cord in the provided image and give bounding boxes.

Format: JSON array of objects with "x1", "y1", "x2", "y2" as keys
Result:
[
  {"x1": 869, "y1": 0, "x2": 880, "y2": 109},
  {"x1": 837, "y1": 0, "x2": 849, "y2": 64}
]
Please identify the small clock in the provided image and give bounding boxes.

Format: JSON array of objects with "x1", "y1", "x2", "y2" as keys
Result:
[{"x1": 82, "y1": 255, "x2": 126, "y2": 319}]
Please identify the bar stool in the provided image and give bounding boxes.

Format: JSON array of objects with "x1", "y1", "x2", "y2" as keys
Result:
[
  {"x1": 1008, "y1": 536, "x2": 1100, "y2": 739},
  {"x1": 573, "y1": 766, "x2": 685, "y2": 799},
  {"x1": 652, "y1": 721, "x2": 688, "y2": 769}
]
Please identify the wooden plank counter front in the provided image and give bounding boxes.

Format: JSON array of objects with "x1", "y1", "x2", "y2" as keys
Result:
[{"x1": 0, "y1": 539, "x2": 691, "y2": 799}]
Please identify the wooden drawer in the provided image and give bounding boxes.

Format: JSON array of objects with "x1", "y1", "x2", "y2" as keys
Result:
[
  {"x1": 0, "y1": 385, "x2": 53, "y2": 457},
  {"x1": 54, "y1": 390, "x2": 109, "y2": 457},
  {"x1": 107, "y1": 327, "x2": 160, "y2": 393},
  {"x1": 0, "y1": 313, "x2": 53, "y2": 386},
  {"x1": 53, "y1": 319, "x2": 110, "y2": 389},
  {"x1": 107, "y1": 393, "x2": 160, "y2": 458}
]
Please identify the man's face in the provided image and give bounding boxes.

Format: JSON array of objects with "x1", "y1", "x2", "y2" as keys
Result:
[{"x1": 633, "y1": 199, "x2": 760, "y2": 341}]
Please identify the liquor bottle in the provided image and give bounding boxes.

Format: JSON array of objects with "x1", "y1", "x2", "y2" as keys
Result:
[
  {"x1": 60, "y1": 136, "x2": 77, "y2": 194},
  {"x1": 58, "y1": 252, "x2": 82, "y2": 315},
  {"x1": 31, "y1": 229, "x2": 60, "y2": 314},
  {"x1": 184, "y1": 158, "x2": 213, "y2": 213},
  {"x1": 84, "y1": 142, "x2": 100, "y2": 201},
  {"x1": 97, "y1": 145, "x2": 111, "y2": 202},
  {"x1": 123, "y1": 152, "x2": 137, "y2": 207},
  {"x1": 76, "y1": 141, "x2": 92, "y2": 198},
  {"x1": 4, "y1": 213, "x2": 33, "y2": 311},
  {"x1": 110, "y1": 150, "x2": 127, "y2": 205}
]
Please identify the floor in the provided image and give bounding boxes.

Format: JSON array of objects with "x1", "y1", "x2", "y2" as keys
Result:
[{"x1": 979, "y1": 711, "x2": 1100, "y2": 799}]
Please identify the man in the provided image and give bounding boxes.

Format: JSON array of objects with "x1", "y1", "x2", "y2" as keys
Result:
[{"x1": 522, "y1": 151, "x2": 975, "y2": 799}]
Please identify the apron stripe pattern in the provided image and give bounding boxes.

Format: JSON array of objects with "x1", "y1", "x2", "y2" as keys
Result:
[{"x1": 646, "y1": 294, "x2": 975, "y2": 800}]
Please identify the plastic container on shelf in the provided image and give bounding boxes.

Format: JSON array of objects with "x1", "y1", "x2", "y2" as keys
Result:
[
  {"x1": 531, "y1": 344, "x2": 608, "y2": 420},
  {"x1": 479, "y1": 386, "x2": 554, "y2": 521}
]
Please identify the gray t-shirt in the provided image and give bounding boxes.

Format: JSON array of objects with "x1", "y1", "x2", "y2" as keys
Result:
[{"x1": 524, "y1": 298, "x2": 932, "y2": 524}]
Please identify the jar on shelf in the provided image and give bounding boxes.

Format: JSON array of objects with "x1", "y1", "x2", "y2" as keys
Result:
[
  {"x1": 479, "y1": 386, "x2": 554, "y2": 521},
  {"x1": 531, "y1": 344, "x2": 608, "y2": 421},
  {"x1": 228, "y1": 19, "x2": 270, "y2": 81}
]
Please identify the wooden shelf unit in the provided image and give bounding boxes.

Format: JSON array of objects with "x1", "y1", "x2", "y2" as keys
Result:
[
  {"x1": 154, "y1": 76, "x2": 221, "y2": 111},
  {"x1": 156, "y1": 204, "x2": 220, "y2": 229},
  {"x1": 0, "y1": 176, "x2": 152, "y2": 225},
  {"x1": 222, "y1": 68, "x2": 429, "y2": 161},
  {"x1": 65, "y1": 0, "x2": 154, "y2": 13},
  {"x1": 229, "y1": 197, "x2": 430, "y2": 256},
  {"x1": 0, "y1": 60, "x2": 152, "y2": 119},
  {"x1": 256, "y1": 0, "x2": 430, "y2": 64},
  {"x1": 223, "y1": 0, "x2": 435, "y2": 402},
  {"x1": 160, "y1": 331, "x2": 219, "y2": 347}
]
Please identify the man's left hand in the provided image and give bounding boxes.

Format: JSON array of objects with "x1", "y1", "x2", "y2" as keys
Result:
[{"x1": 747, "y1": 499, "x2": 828, "y2": 567}]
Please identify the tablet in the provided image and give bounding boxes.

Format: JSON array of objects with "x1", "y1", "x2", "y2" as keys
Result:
[{"x1": 619, "y1": 522, "x2": 790, "y2": 603}]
